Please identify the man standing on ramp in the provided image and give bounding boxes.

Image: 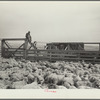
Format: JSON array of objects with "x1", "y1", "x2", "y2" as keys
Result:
[{"x1": 25, "y1": 31, "x2": 37, "y2": 49}]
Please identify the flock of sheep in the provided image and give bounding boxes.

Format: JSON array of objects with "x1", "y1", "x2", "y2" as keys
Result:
[{"x1": 0, "y1": 57, "x2": 100, "y2": 89}]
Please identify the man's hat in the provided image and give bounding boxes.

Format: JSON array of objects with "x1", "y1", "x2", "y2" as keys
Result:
[{"x1": 28, "y1": 31, "x2": 30, "y2": 33}]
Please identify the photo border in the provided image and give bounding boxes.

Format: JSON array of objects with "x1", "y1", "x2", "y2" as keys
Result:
[{"x1": 0, "y1": 0, "x2": 100, "y2": 99}]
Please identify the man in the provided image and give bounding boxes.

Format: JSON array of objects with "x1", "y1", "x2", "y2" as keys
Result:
[
  {"x1": 25, "y1": 31, "x2": 37, "y2": 49},
  {"x1": 26, "y1": 31, "x2": 32, "y2": 44}
]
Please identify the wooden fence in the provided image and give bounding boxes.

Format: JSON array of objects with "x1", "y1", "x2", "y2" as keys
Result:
[{"x1": 1, "y1": 38, "x2": 100, "y2": 63}]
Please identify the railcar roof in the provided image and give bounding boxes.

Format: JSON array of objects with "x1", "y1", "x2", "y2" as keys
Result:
[{"x1": 47, "y1": 42, "x2": 84, "y2": 44}]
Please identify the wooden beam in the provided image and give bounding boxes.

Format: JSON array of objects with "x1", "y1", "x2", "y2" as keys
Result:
[
  {"x1": 4, "y1": 41, "x2": 11, "y2": 48},
  {"x1": 28, "y1": 49, "x2": 100, "y2": 54},
  {"x1": 23, "y1": 39, "x2": 28, "y2": 59},
  {"x1": 84, "y1": 42, "x2": 100, "y2": 44},
  {"x1": 2, "y1": 38, "x2": 26, "y2": 41},
  {"x1": 48, "y1": 42, "x2": 100, "y2": 44},
  {"x1": 1, "y1": 40, "x2": 4, "y2": 57}
]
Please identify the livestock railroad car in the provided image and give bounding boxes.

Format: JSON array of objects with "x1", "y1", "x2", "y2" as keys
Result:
[
  {"x1": 46, "y1": 42, "x2": 84, "y2": 50},
  {"x1": 1, "y1": 38, "x2": 100, "y2": 63}
]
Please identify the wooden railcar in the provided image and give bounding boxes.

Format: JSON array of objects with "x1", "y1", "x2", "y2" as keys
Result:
[{"x1": 46, "y1": 42, "x2": 84, "y2": 50}]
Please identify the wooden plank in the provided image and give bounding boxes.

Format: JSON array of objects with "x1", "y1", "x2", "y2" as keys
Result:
[
  {"x1": 26, "y1": 55, "x2": 95, "y2": 60},
  {"x1": 79, "y1": 53, "x2": 97, "y2": 55},
  {"x1": 11, "y1": 52, "x2": 100, "y2": 61},
  {"x1": 48, "y1": 42, "x2": 100, "y2": 44},
  {"x1": 4, "y1": 51, "x2": 24, "y2": 54},
  {"x1": 7, "y1": 48, "x2": 24, "y2": 50},
  {"x1": 27, "y1": 57, "x2": 50, "y2": 61},
  {"x1": 10, "y1": 53, "x2": 100, "y2": 59},
  {"x1": 2, "y1": 38, "x2": 26, "y2": 41},
  {"x1": 3, "y1": 50, "x2": 100, "y2": 57},
  {"x1": 79, "y1": 55, "x2": 97, "y2": 57},
  {"x1": 28, "y1": 49, "x2": 100, "y2": 53},
  {"x1": 13, "y1": 52, "x2": 24, "y2": 54},
  {"x1": 47, "y1": 53, "x2": 77, "y2": 57},
  {"x1": 14, "y1": 54, "x2": 24, "y2": 56},
  {"x1": 84, "y1": 42, "x2": 100, "y2": 44},
  {"x1": 27, "y1": 52, "x2": 78, "y2": 57},
  {"x1": 7, "y1": 50, "x2": 24, "y2": 52},
  {"x1": 27, "y1": 54, "x2": 39, "y2": 56}
]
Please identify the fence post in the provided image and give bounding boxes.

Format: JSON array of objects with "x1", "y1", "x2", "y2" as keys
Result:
[
  {"x1": 24, "y1": 39, "x2": 28, "y2": 59},
  {"x1": 50, "y1": 46, "x2": 52, "y2": 61},
  {"x1": 1, "y1": 39, "x2": 5, "y2": 57}
]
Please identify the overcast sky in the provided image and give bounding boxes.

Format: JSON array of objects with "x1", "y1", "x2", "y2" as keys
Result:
[{"x1": 0, "y1": 1, "x2": 100, "y2": 43}]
